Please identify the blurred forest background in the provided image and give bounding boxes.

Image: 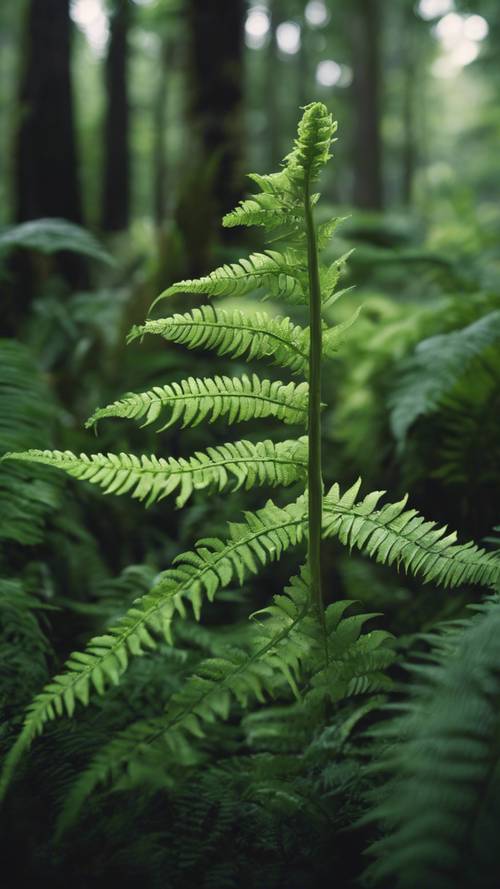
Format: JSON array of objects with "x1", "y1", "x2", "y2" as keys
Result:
[{"x1": 1, "y1": 1, "x2": 500, "y2": 887}]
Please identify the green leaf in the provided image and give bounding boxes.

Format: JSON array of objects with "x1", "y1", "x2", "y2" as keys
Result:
[
  {"x1": 86, "y1": 374, "x2": 309, "y2": 431},
  {"x1": 0, "y1": 219, "x2": 114, "y2": 265}
]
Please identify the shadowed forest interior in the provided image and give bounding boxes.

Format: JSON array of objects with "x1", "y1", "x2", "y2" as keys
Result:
[{"x1": 1, "y1": 1, "x2": 500, "y2": 888}]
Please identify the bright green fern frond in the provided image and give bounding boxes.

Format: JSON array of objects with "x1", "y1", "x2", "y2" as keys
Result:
[
  {"x1": 322, "y1": 480, "x2": 500, "y2": 589},
  {"x1": 323, "y1": 306, "x2": 362, "y2": 355},
  {"x1": 128, "y1": 305, "x2": 310, "y2": 375},
  {"x1": 0, "y1": 496, "x2": 307, "y2": 801},
  {"x1": 283, "y1": 102, "x2": 337, "y2": 186},
  {"x1": 85, "y1": 374, "x2": 309, "y2": 431},
  {"x1": 56, "y1": 566, "x2": 393, "y2": 832},
  {"x1": 56, "y1": 566, "x2": 314, "y2": 830},
  {"x1": 0, "y1": 339, "x2": 62, "y2": 545},
  {"x1": 3, "y1": 439, "x2": 307, "y2": 509},
  {"x1": 317, "y1": 216, "x2": 348, "y2": 251},
  {"x1": 222, "y1": 192, "x2": 303, "y2": 232},
  {"x1": 320, "y1": 250, "x2": 355, "y2": 303},
  {"x1": 150, "y1": 249, "x2": 307, "y2": 310}
]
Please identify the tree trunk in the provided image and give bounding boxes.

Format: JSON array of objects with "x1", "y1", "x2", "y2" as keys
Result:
[
  {"x1": 101, "y1": 0, "x2": 130, "y2": 232},
  {"x1": 13, "y1": 0, "x2": 82, "y2": 224},
  {"x1": 186, "y1": 0, "x2": 245, "y2": 234},
  {"x1": 152, "y1": 36, "x2": 172, "y2": 228},
  {"x1": 401, "y1": 10, "x2": 417, "y2": 206},
  {"x1": 351, "y1": 0, "x2": 384, "y2": 210},
  {"x1": 6, "y1": 0, "x2": 84, "y2": 332},
  {"x1": 266, "y1": 0, "x2": 282, "y2": 169}
]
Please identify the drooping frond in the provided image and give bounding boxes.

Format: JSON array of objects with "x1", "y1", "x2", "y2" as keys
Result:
[
  {"x1": 86, "y1": 374, "x2": 309, "y2": 431},
  {"x1": 389, "y1": 309, "x2": 500, "y2": 445},
  {"x1": 56, "y1": 566, "x2": 393, "y2": 832},
  {"x1": 3, "y1": 438, "x2": 308, "y2": 509},
  {"x1": 56, "y1": 571, "x2": 313, "y2": 830},
  {"x1": 128, "y1": 304, "x2": 310, "y2": 375},
  {"x1": 364, "y1": 596, "x2": 500, "y2": 889},
  {"x1": 150, "y1": 249, "x2": 307, "y2": 310},
  {"x1": 322, "y1": 480, "x2": 500, "y2": 589},
  {"x1": 0, "y1": 497, "x2": 307, "y2": 801}
]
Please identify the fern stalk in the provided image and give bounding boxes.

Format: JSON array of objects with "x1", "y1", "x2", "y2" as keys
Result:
[{"x1": 304, "y1": 178, "x2": 325, "y2": 629}]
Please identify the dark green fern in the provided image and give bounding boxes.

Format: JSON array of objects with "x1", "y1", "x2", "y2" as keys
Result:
[{"x1": 364, "y1": 594, "x2": 500, "y2": 889}]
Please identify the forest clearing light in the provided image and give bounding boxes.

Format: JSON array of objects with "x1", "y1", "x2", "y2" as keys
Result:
[
  {"x1": 305, "y1": 1, "x2": 330, "y2": 28},
  {"x1": 435, "y1": 12, "x2": 489, "y2": 47},
  {"x1": 435, "y1": 12, "x2": 465, "y2": 47},
  {"x1": 276, "y1": 21, "x2": 301, "y2": 55},
  {"x1": 432, "y1": 10, "x2": 488, "y2": 77},
  {"x1": 245, "y1": 6, "x2": 270, "y2": 50},
  {"x1": 417, "y1": 0, "x2": 454, "y2": 22},
  {"x1": 316, "y1": 60, "x2": 341, "y2": 87},
  {"x1": 463, "y1": 14, "x2": 489, "y2": 42},
  {"x1": 71, "y1": 0, "x2": 108, "y2": 56},
  {"x1": 316, "y1": 60, "x2": 352, "y2": 88}
]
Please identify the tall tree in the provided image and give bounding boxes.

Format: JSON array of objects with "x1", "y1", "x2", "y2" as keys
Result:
[
  {"x1": 266, "y1": 0, "x2": 283, "y2": 169},
  {"x1": 13, "y1": 0, "x2": 82, "y2": 223},
  {"x1": 101, "y1": 0, "x2": 131, "y2": 232},
  {"x1": 186, "y1": 0, "x2": 245, "y2": 237},
  {"x1": 350, "y1": 0, "x2": 384, "y2": 210},
  {"x1": 152, "y1": 35, "x2": 173, "y2": 228}
]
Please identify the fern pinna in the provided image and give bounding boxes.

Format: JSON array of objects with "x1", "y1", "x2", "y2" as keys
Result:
[{"x1": 1, "y1": 103, "x2": 499, "y2": 827}]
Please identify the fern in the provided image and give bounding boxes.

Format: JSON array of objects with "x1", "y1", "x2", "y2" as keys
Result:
[
  {"x1": 55, "y1": 566, "x2": 393, "y2": 832},
  {"x1": 389, "y1": 309, "x2": 500, "y2": 446},
  {"x1": 151, "y1": 249, "x2": 308, "y2": 307},
  {"x1": 129, "y1": 304, "x2": 359, "y2": 374},
  {"x1": 86, "y1": 373, "x2": 309, "y2": 431},
  {"x1": 3, "y1": 438, "x2": 307, "y2": 508},
  {"x1": 0, "y1": 340, "x2": 62, "y2": 547},
  {"x1": 128, "y1": 304, "x2": 310, "y2": 375},
  {"x1": 364, "y1": 596, "x2": 500, "y2": 889},
  {"x1": 429, "y1": 352, "x2": 500, "y2": 492},
  {"x1": 0, "y1": 579, "x2": 51, "y2": 711},
  {"x1": 0, "y1": 497, "x2": 310, "y2": 800},
  {"x1": 322, "y1": 479, "x2": 500, "y2": 590},
  {"x1": 2, "y1": 101, "x2": 498, "y2": 855}
]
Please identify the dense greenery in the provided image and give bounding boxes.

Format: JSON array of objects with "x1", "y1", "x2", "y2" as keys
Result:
[
  {"x1": 2, "y1": 96, "x2": 500, "y2": 887},
  {"x1": 2, "y1": 2, "x2": 500, "y2": 887}
]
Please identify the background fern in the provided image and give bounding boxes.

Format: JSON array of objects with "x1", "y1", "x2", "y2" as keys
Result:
[{"x1": 364, "y1": 594, "x2": 500, "y2": 889}]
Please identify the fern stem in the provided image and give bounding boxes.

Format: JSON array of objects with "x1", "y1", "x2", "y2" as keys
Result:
[{"x1": 304, "y1": 179, "x2": 325, "y2": 638}]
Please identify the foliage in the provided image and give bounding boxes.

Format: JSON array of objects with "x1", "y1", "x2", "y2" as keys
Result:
[
  {"x1": 2, "y1": 102, "x2": 500, "y2": 889},
  {"x1": 364, "y1": 594, "x2": 500, "y2": 889},
  {"x1": 389, "y1": 310, "x2": 500, "y2": 446},
  {"x1": 0, "y1": 218, "x2": 114, "y2": 265},
  {"x1": 0, "y1": 339, "x2": 62, "y2": 547}
]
